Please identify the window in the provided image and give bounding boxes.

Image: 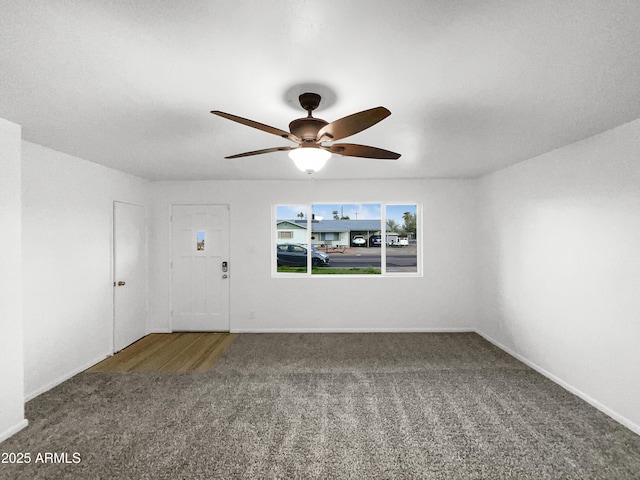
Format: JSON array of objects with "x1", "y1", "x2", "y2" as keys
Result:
[
  {"x1": 196, "y1": 231, "x2": 205, "y2": 251},
  {"x1": 385, "y1": 204, "x2": 417, "y2": 273},
  {"x1": 275, "y1": 203, "x2": 420, "y2": 276},
  {"x1": 311, "y1": 203, "x2": 381, "y2": 275},
  {"x1": 319, "y1": 232, "x2": 338, "y2": 241}
]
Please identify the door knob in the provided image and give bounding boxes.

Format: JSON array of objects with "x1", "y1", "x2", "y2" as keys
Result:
[
  {"x1": 222, "y1": 274, "x2": 228, "y2": 279},
  {"x1": 117, "y1": 281, "x2": 126, "y2": 286}
]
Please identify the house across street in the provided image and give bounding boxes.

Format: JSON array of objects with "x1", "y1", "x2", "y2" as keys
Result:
[{"x1": 276, "y1": 218, "x2": 413, "y2": 248}]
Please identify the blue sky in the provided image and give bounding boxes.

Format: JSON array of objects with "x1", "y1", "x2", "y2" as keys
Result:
[
  {"x1": 386, "y1": 204, "x2": 417, "y2": 224},
  {"x1": 312, "y1": 203, "x2": 380, "y2": 221},
  {"x1": 276, "y1": 205, "x2": 308, "y2": 219},
  {"x1": 277, "y1": 203, "x2": 416, "y2": 225}
]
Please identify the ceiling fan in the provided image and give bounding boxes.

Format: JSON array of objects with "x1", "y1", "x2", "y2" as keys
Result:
[{"x1": 211, "y1": 92, "x2": 401, "y2": 173}]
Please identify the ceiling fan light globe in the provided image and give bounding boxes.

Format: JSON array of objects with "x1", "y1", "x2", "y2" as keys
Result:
[{"x1": 289, "y1": 148, "x2": 331, "y2": 174}]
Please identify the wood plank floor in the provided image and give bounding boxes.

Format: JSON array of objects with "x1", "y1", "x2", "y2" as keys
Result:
[{"x1": 87, "y1": 333, "x2": 239, "y2": 372}]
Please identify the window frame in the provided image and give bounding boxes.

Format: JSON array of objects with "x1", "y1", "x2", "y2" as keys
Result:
[{"x1": 273, "y1": 202, "x2": 422, "y2": 278}]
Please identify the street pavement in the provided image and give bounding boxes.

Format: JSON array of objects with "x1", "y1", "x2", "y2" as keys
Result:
[{"x1": 323, "y1": 246, "x2": 417, "y2": 268}]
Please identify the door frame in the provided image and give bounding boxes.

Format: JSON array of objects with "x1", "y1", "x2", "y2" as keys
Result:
[{"x1": 169, "y1": 203, "x2": 231, "y2": 332}]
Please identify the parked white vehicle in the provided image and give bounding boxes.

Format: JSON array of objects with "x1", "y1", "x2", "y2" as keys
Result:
[
  {"x1": 387, "y1": 234, "x2": 409, "y2": 246},
  {"x1": 351, "y1": 235, "x2": 367, "y2": 246}
]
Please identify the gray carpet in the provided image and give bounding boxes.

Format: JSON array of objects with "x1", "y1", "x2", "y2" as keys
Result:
[{"x1": 2, "y1": 333, "x2": 639, "y2": 479}]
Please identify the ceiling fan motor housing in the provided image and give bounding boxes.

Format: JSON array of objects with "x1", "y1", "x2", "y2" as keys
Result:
[{"x1": 289, "y1": 117, "x2": 328, "y2": 142}]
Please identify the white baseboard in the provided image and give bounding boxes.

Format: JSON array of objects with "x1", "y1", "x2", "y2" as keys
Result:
[
  {"x1": 0, "y1": 419, "x2": 28, "y2": 444},
  {"x1": 24, "y1": 353, "x2": 109, "y2": 402},
  {"x1": 231, "y1": 327, "x2": 476, "y2": 333},
  {"x1": 475, "y1": 329, "x2": 640, "y2": 437}
]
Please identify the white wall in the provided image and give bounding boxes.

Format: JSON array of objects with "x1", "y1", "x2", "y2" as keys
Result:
[
  {"x1": 477, "y1": 118, "x2": 640, "y2": 434},
  {"x1": 148, "y1": 179, "x2": 478, "y2": 332},
  {"x1": 0, "y1": 118, "x2": 27, "y2": 442},
  {"x1": 11, "y1": 116, "x2": 640, "y2": 440},
  {"x1": 21, "y1": 142, "x2": 149, "y2": 400}
]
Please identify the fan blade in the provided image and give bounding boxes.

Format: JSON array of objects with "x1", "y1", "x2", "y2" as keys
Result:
[
  {"x1": 316, "y1": 107, "x2": 391, "y2": 142},
  {"x1": 323, "y1": 143, "x2": 401, "y2": 159},
  {"x1": 211, "y1": 111, "x2": 301, "y2": 143},
  {"x1": 224, "y1": 146, "x2": 297, "y2": 159}
]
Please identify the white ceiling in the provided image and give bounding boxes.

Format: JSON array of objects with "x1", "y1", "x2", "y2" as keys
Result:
[{"x1": 2, "y1": 1, "x2": 640, "y2": 181}]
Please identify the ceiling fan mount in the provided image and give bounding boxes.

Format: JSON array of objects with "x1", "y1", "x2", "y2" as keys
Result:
[
  {"x1": 211, "y1": 92, "x2": 401, "y2": 168},
  {"x1": 298, "y1": 92, "x2": 322, "y2": 114}
]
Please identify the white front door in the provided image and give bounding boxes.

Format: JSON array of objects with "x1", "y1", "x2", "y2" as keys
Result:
[
  {"x1": 113, "y1": 201, "x2": 147, "y2": 351},
  {"x1": 171, "y1": 204, "x2": 230, "y2": 331}
]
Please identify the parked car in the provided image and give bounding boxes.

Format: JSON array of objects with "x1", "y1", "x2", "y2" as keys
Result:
[
  {"x1": 276, "y1": 243, "x2": 330, "y2": 267},
  {"x1": 369, "y1": 235, "x2": 382, "y2": 247},
  {"x1": 351, "y1": 235, "x2": 367, "y2": 247}
]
